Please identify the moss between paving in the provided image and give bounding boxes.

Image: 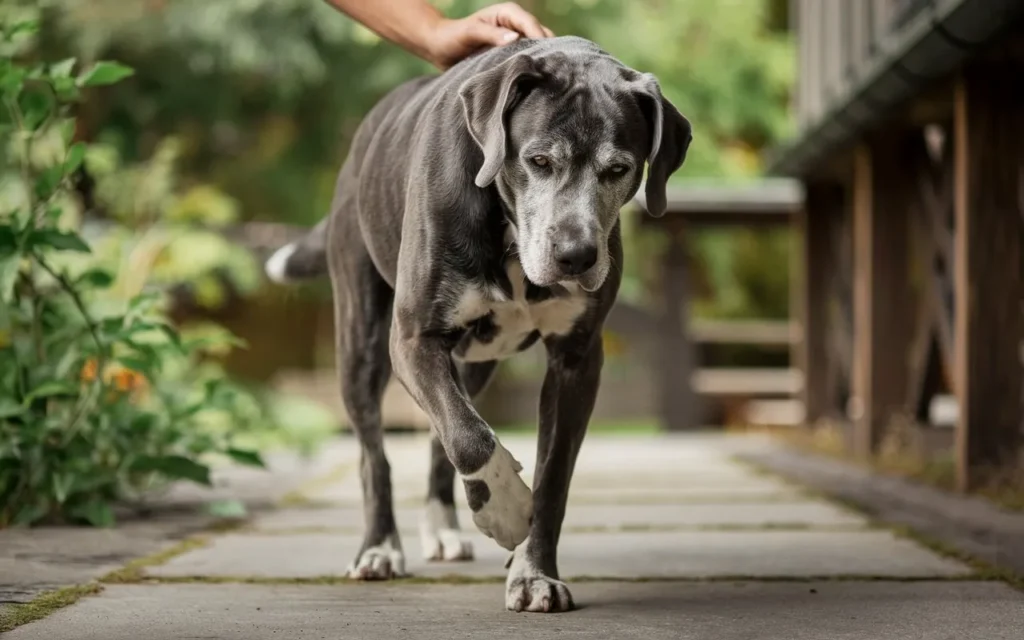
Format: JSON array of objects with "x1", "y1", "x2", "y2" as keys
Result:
[{"x1": 0, "y1": 585, "x2": 104, "y2": 634}]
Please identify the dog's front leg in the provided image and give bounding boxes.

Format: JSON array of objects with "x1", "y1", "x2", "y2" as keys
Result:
[
  {"x1": 505, "y1": 334, "x2": 602, "y2": 613},
  {"x1": 390, "y1": 332, "x2": 532, "y2": 551}
]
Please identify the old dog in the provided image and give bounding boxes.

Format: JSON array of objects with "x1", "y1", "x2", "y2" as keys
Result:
[{"x1": 264, "y1": 35, "x2": 691, "y2": 612}]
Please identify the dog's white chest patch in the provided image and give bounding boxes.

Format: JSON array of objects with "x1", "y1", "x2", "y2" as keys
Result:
[{"x1": 450, "y1": 260, "x2": 589, "y2": 363}]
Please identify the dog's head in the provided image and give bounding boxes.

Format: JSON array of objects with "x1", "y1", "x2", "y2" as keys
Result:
[{"x1": 459, "y1": 38, "x2": 692, "y2": 292}]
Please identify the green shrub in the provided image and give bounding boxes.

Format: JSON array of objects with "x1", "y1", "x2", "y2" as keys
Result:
[{"x1": 0, "y1": 19, "x2": 265, "y2": 528}]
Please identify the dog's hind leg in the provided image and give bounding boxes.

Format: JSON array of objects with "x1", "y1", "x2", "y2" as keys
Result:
[
  {"x1": 420, "y1": 361, "x2": 498, "y2": 562},
  {"x1": 328, "y1": 223, "x2": 403, "y2": 580}
]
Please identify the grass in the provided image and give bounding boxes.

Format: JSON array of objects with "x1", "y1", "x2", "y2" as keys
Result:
[{"x1": 0, "y1": 584, "x2": 104, "y2": 634}]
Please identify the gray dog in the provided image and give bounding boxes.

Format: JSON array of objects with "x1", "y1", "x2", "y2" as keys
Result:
[{"x1": 265, "y1": 35, "x2": 691, "y2": 612}]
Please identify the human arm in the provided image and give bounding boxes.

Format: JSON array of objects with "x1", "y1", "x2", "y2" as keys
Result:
[{"x1": 322, "y1": 0, "x2": 553, "y2": 70}]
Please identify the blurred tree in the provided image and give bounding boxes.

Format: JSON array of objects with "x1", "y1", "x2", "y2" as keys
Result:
[
  {"x1": 38, "y1": 0, "x2": 791, "y2": 221},
  {"x1": 30, "y1": 0, "x2": 794, "y2": 328}
]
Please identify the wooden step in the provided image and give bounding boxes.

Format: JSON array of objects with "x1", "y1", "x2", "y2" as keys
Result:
[{"x1": 691, "y1": 367, "x2": 804, "y2": 397}]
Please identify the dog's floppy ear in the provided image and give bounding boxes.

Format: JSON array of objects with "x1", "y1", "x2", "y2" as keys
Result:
[
  {"x1": 459, "y1": 54, "x2": 543, "y2": 188},
  {"x1": 632, "y1": 73, "x2": 692, "y2": 217}
]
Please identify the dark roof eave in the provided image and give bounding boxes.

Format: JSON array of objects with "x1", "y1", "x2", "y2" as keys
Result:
[{"x1": 767, "y1": 0, "x2": 1024, "y2": 178}]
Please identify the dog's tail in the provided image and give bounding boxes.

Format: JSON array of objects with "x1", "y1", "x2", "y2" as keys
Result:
[{"x1": 264, "y1": 218, "x2": 329, "y2": 284}]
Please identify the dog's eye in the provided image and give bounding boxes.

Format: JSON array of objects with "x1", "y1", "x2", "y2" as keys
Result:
[
  {"x1": 609, "y1": 164, "x2": 630, "y2": 176},
  {"x1": 531, "y1": 156, "x2": 550, "y2": 168}
]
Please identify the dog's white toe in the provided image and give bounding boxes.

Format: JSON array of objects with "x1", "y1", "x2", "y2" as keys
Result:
[
  {"x1": 464, "y1": 442, "x2": 532, "y2": 551},
  {"x1": 505, "y1": 575, "x2": 574, "y2": 613},
  {"x1": 420, "y1": 499, "x2": 474, "y2": 562},
  {"x1": 346, "y1": 540, "x2": 405, "y2": 580},
  {"x1": 505, "y1": 542, "x2": 573, "y2": 613},
  {"x1": 505, "y1": 537, "x2": 574, "y2": 613},
  {"x1": 421, "y1": 527, "x2": 474, "y2": 561}
]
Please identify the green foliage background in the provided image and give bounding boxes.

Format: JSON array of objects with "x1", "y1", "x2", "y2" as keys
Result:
[
  {"x1": 26, "y1": 0, "x2": 795, "y2": 322},
  {"x1": 42, "y1": 0, "x2": 793, "y2": 214}
]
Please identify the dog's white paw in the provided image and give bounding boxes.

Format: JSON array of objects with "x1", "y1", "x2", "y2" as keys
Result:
[
  {"x1": 420, "y1": 500, "x2": 474, "y2": 562},
  {"x1": 505, "y1": 540, "x2": 574, "y2": 613},
  {"x1": 346, "y1": 539, "x2": 405, "y2": 580},
  {"x1": 463, "y1": 441, "x2": 532, "y2": 551}
]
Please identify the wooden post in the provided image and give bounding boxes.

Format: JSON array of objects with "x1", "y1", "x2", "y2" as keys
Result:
[
  {"x1": 657, "y1": 227, "x2": 701, "y2": 431},
  {"x1": 851, "y1": 138, "x2": 913, "y2": 458},
  {"x1": 798, "y1": 183, "x2": 842, "y2": 424},
  {"x1": 952, "y1": 65, "x2": 1024, "y2": 492}
]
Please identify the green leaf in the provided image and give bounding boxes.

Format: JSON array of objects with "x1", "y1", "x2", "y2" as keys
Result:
[
  {"x1": 6, "y1": 19, "x2": 40, "y2": 39},
  {"x1": 13, "y1": 502, "x2": 47, "y2": 526},
  {"x1": 33, "y1": 164, "x2": 64, "y2": 200},
  {"x1": 28, "y1": 229, "x2": 91, "y2": 253},
  {"x1": 24, "y1": 380, "x2": 78, "y2": 404},
  {"x1": 0, "y1": 398, "x2": 25, "y2": 419},
  {"x1": 54, "y1": 346, "x2": 82, "y2": 379},
  {"x1": 52, "y1": 76, "x2": 79, "y2": 101},
  {"x1": 43, "y1": 206, "x2": 64, "y2": 223},
  {"x1": 77, "y1": 62, "x2": 134, "y2": 88},
  {"x1": 207, "y1": 499, "x2": 247, "y2": 519},
  {"x1": 0, "y1": 224, "x2": 17, "y2": 253},
  {"x1": 226, "y1": 448, "x2": 265, "y2": 469},
  {"x1": 131, "y1": 455, "x2": 212, "y2": 486},
  {"x1": 0, "y1": 65, "x2": 25, "y2": 99},
  {"x1": 115, "y1": 355, "x2": 153, "y2": 374},
  {"x1": 70, "y1": 500, "x2": 115, "y2": 527},
  {"x1": 157, "y1": 323, "x2": 183, "y2": 351},
  {"x1": 19, "y1": 89, "x2": 54, "y2": 130},
  {"x1": 52, "y1": 473, "x2": 73, "y2": 504},
  {"x1": 50, "y1": 58, "x2": 76, "y2": 78},
  {"x1": 64, "y1": 142, "x2": 87, "y2": 173},
  {"x1": 76, "y1": 267, "x2": 114, "y2": 289},
  {"x1": 0, "y1": 255, "x2": 20, "y2": 303},
  {"x1": 58, "y1": 119, "x2": 76, "y2": 146}
]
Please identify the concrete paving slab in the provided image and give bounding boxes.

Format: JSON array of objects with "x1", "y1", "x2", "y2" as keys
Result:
[
  {"x1": 347, "y1": 433, "x2": 753, "y2": 480},
  {"x1": 0, "y1": 523, "x2": 190, "y2": 604},
  {"x1": 8, "y1": 582, "x2": 1024, "y2": 640},
  {"x1": 252, "y1": 500, "x2": 869, "y2": 534},
  {"x1": 149, "y1": 529, "x2": 970, "y2": 579},
  {"x1": 0, "y1": 441, "x2": 358, "y2": 604},
  {"x1": 314, "y1": 469, "x2": 796, "y2": 501},
  {"x1": 309, "y1": 472, "x2": 805, "y2": 505},
  {"x1": 301, "y1": 433, "x2": 804, "y2": 506}
]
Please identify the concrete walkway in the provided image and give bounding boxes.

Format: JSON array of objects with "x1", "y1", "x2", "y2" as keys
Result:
[{"x1": 5, "y1": 433, "x2": 1023, "y2": 639}]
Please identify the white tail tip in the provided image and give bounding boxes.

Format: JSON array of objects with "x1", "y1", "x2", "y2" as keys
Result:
[{"x1": 265, "y1": 243, "x2": 296, "y2": 284}]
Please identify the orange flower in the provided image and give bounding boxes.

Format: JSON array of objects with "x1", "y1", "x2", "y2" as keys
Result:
[
  {"x1": 112, "y1": 367, "x2": 146, "y2": 392},
  {"x1": 80, "y1": 358, "x2": 99, "y2": 383},
  {"x1": 80, "y1": 359, "x2": 149, "y2": 402}
]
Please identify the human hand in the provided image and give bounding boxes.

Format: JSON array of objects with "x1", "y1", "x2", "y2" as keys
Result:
[{"x1": 425, "y1": 2, "x2": 554, "y2": 70}]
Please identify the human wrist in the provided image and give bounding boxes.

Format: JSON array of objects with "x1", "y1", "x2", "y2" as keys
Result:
[{"x1": 417, "y1": 13, "x2": 451, "y2": 69}]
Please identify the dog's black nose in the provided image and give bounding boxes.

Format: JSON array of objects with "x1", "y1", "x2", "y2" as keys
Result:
[{"x1": 554, "y1": 243, "x2": 598, "y2": 276}]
